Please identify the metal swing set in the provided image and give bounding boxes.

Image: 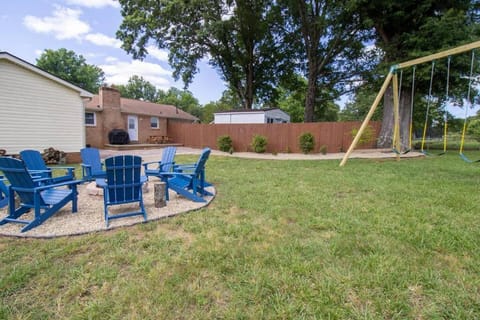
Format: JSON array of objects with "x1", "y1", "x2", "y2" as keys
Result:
[{"x1": 340, "y1": 40, "x2": 480, "y2": 167}]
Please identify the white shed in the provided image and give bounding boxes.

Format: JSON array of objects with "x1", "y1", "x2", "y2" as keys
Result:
[
  {"x1": 0, "y1": 52, "x2": 92, "y2": 154},
  {"x1": 214, "y1": 108, "x2": 290, "y2": 124}
]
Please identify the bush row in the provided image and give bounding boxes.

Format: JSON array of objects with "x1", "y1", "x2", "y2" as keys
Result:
[{"x1": 216, "y1": 132, "x2": 328, "y2": 154}]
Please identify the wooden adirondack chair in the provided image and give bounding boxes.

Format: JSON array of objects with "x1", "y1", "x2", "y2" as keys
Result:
[
  {"x1": 160, "y1": 148, "x2": 213, "y2": 202},
  {"x1": 0, "y1": 176, "x2": 8, "y2": 209},
  {"x1": 96, "y1": 155, "x2": 147, "y2": 227},
  {"x1": 20, "y1": 149, "x2": 75, "y2": 183},
  {"x1": 0, "y1": 157, "x2": 81, "y2": 233},
  {"x1": 80, "y1": 147, "x2": 106, "y2": 181},
  {"x1": 142, "y1": 146, "x2": 177, "y2": 180}
]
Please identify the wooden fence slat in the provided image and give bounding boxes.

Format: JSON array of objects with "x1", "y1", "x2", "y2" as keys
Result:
[{"x1": 168, "y1": 121, "x2": 381, "y2": 153}]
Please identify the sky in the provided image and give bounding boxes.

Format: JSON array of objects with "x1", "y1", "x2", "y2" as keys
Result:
[{"x1": 0, "y1": 0, "x2": 227, "y2": 105}]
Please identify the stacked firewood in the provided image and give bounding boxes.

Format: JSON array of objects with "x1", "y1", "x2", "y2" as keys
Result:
[{"x1": 42, "y1": 147, "x2": 67, "y2": 164}]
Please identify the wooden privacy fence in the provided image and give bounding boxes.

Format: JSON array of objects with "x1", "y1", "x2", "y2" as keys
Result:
[{"x1": 168, "y1": 121, "x2": 381, "y2": 153}]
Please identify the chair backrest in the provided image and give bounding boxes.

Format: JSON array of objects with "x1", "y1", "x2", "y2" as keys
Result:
[
  {"x1": 161, "y1": 146, "x2": 176, "y2": 172},
  {"x1": 104, "y1": 155, "x2": 143, "y2": 203},
  {"x1": 20, "y1": 149, "x2": 49, "y2": 176},
  {"x1": 80, "y1": 147, "x2": 103, "y2": 175},
  {"x1": 0, "y1": 157, "x2": 45, "y2": 206},
  {"x1": 194, "y1": 148, "x2": 211, "y2": 174}
]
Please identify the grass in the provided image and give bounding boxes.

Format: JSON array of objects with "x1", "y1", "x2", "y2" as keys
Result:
[{"x1": 1, "y1": 153, "x2": 480, "y2": 318}]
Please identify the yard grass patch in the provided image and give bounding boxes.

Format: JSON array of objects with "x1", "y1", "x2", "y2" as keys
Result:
[{"x1": 1, "y1": 153, "x2": 480, "y2": 318}]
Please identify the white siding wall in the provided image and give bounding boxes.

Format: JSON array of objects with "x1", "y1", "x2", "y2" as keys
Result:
[
  {"x1": 214, "y1": 112, "x2": 265, "y2": 124},
  {"x1": 0, "y1": 60, "x2": 85, "y2": 154}
]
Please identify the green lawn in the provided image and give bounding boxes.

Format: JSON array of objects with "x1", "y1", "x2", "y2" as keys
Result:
[{"x1": 1, "y1": 153, "x2": 480, "y2": 319}]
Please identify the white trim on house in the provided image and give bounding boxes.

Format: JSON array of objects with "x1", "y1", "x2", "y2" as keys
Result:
[
  {"x1": 85, "y1": 112, "x2": 97, "y2": 126},
  {"x1": 150, "y1": 116, "x2": 159, "y2": 129}
]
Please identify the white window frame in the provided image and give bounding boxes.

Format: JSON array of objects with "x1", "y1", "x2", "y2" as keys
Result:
[
  {"x1": 150, "y1": 116, "x2": 159, "y2": 129},
  {"x1": 85, "y1": 112, "x2": 96, "y2": 126}
]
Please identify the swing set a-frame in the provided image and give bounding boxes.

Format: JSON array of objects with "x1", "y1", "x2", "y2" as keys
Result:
[{"x1": 340, "y1": 40, "x2": 480, "y2": 167}]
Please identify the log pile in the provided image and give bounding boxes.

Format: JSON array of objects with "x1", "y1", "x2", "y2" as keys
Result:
[{"x1": 42, "y1": 147, "x2": 67, "y2": 164}]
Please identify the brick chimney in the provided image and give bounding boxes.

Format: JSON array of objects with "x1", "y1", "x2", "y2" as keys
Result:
[{"x1": 99, "y1": 86, "x2": 124, "y2": 142}]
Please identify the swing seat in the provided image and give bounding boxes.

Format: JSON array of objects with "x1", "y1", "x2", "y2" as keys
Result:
[{"x1": 459, "y1": 153, "x2": 480, "y2": 163}]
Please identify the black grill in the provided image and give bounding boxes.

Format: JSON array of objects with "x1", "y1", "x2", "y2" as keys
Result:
[{"x1": 108, "y1": 129, "x2": 130, "y2": 145}]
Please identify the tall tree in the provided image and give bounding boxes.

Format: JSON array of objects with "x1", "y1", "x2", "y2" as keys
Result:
[
  {"x1": 200, "y1": 89, "x2": 243, "y2": 123},
  {"x1": 157, "y1": 87, "x2": 202, "y2": 118},
  {"x1": 357, "y1": 0, "x2": 479, "y2": 148},
  {"x1": 115, "y1": 75, "x2": 158, "y2": 101},
  {"x1": 36, "y1": 48, "x2": 105, "y2": 93},
  {"x1": 117, "y1": 0, "x2": 293, "y2": 110},
  {"x1": 280, "y1": 0, "x2": 374, "y2": 122}
]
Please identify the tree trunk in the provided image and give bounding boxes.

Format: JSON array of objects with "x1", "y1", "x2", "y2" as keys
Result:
[
  {"x1": 304, "y1": 64, "x2": 317, "y2": 122},
  {"x1": 377, "y1": 86, "x2": 412, "y2": 150}
]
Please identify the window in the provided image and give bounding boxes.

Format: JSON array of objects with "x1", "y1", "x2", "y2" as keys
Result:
[
  {"x1": 150, "y1": 117, "x2": 159, "y2": 129},
  {"x1": 85, "y1": 112, "x2": 96, "y2": 126}
]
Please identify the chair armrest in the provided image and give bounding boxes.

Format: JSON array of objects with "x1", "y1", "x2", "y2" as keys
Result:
[
  {"x1": 158, "y1": 172, "x2": 194, "y2": 178},
  {"x1": 52, "y1": 166, "x2": 75, "y2": 171},
  {"x1": 173, "y1": 164, "x2": 196, "y2": 173},
  {"x1": 34, "y1": 179, "x2": 82, "y2": 191},
  {"x1": 173, "y1": 163, "x2": 195, "y2": 171},
  {"x1": 28, "y1": 169, "x2": 51, "y2": 174}
]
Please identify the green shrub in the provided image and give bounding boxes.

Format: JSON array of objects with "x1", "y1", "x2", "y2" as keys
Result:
[
  {"x1": 299, "y1": 132, "x2": 315, "y2": 154},
  {"x1": 251, "y1": 135, "x2": 267, "y2": 153},
  {"x1": 319, "y1": 145, "x2": 328, "y2": 155},
  {"x1": 351, "y1": 125, "x2": 375, "y2": 146},
  {"x1": 467, "y1": 119, "x2": 480, "y2": 142},
  {"x1": 217, "y1": 135, "x2": 233, "y2": 152}
]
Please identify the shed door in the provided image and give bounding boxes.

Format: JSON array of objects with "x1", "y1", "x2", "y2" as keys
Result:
[{"x1": 127, "y1": 115, "x2": 138, "y2": 141}]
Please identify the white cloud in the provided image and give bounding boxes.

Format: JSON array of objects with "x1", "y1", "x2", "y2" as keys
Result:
[
  {"x1": 85, "y1": 33, "x2": 122, "y2": 48},
  {"x1": 146, "y1": 45, "x2": 169, "y2": 62},
  {"x1": 100, "y1": 59, "x2": 172, "y2": 90},
  {"x1": 23, "y1": 6, "x2": 90, "y2": 40},
  {"x1": 65, "y1": 0, "x2": 120, "y2": 8},
  {"x1": 105, "y1": 56, "x2": 119, "y2": 63},
  {"x1": 34, "y1": 49, "x2": 43, "y2": 56}
]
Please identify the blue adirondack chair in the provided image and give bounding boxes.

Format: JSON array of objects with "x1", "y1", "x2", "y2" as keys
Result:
[
  {"x1": 0, "y1": 176, "x2": 8, "y2": 209},
  {"x1": 0, "y1": 157, "x2": 81, "y2": 233},
  {"x1": 96, "y1": 155, "x2": 147, "y2": 227},
  {"x1": 20, "y1": 149, "x2": 75, "y2": 183},
  {"x1": 160, "y1": 148, "x2": 213, "y2": 202},
  {"x1": 142, "y1": 146, "x2": 177, "y2": 180},
  {"x1": 80, "y1": 147, "x2": 106, "y2": 181}
]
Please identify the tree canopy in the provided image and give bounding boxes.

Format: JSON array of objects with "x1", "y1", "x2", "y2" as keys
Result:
[
  {"x1": 280, "y1": 0, "x2": 374, "y2": 122},
  {"x1": 117, "y1": 0, "x2": 293, "y2": 110},
  {"x1": 115, "y1": 75, "x2": 158, "y2": 101},
  {"x1": 36, "y1": 48, "x2": 105, "y2": 94},
  {"x1": 351, "y1": 0, "x2": 480, "y2": 147},
  {"x1": 157, "y1": 87, "x2": 202, "y2": 118}
]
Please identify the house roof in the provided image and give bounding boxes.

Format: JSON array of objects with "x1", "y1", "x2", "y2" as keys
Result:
[
  {"x1": 86, "y1": 95, "x2": 199, "y2": 121},
  {"x1": 0, "y1": 51, "x2": 93, "y2": 98},
  {"x1": 214, "y1": 108, "x2": 289, "y2": 115}
]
